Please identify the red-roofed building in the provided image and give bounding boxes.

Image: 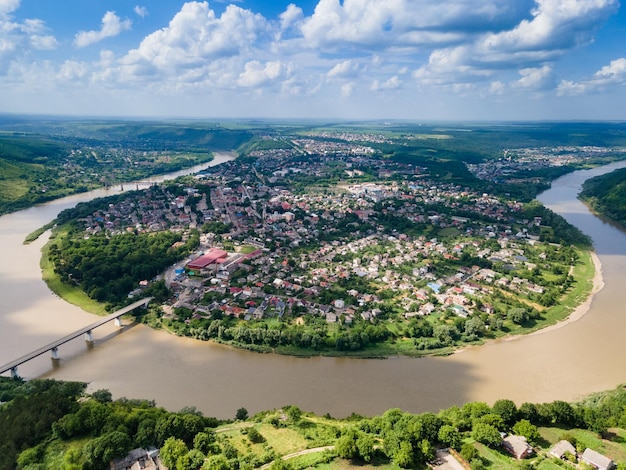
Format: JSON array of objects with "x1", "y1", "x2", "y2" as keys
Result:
[{"x1": 187, "y1": 248, "x2": 228, "y2": 270}]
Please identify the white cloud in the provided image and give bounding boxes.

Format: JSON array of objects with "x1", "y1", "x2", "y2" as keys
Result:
[
  {"x1": 557, "y1": 57, "x2": 626, "y2": 95},
  {"x1": 134, "y1": 6, "x2": 149, "y2": 18},
  {"x1": 280, "y1": 4, "x2": 303, "y2": 31},
  {"x1": 237, "y1": 60, "x2": 289, "y2": 87},
  {"x1": 341, "y1": 81, "x2": 355, "y2": 97},
  {"x1": 371, "y1": 75, "x2": 401, "y2": 91},
  {"x1": 327, "y1": 59, "x2": 359, "y2": 78},
  {"x1": 118, "y1": 2, "x2": 268, "y2": 77},
  {"x1": 74, "y1": 11, "x2": 132, "y2": 48},
  {"x1": 413, "y1": 0, "x2": 618, "y2": 91},
  {"x1": 513, "y1": 65, "x2": 553, "y2": 90},
  {"x1": 0, "y1": 0, "x2": 20, "y2": 16},
  {"x1": 299, "y1": 0, "x2": 532, "y2": 50},
  {"x1": 489, "y1": 80, "x2": 505, "y2": 94},
  {"x1": 0, "y1": 1, "x2": 58, "y2": 73}
]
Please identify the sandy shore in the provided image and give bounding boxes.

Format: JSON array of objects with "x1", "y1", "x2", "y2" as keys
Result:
[
  {"x1": 454, "y1": 251, "x2": 605, "y2": 353},
  {"x1": 508, "y1": 250, "x2": 604, "y2": 339}
]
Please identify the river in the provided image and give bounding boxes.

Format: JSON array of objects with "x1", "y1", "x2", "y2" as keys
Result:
[{"x1": 1, "y1": 156, "x2": 626, "y2": 419}]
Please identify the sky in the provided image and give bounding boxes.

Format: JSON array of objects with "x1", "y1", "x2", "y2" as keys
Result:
[{"x1": 0, "y1": 0, "x2": 625, "y2": 121}]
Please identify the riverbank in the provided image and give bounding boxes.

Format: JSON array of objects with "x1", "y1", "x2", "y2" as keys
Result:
[{"x1": 40, "y1": 237, "x2": 601, "y2": 359}]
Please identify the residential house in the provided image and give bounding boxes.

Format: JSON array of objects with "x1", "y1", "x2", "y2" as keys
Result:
[
  {"x1": 581, "y1": 448, "x2": 615, "y2": 470},
  {"x1": 502, "y1": 435, "x2": 533, "y2": 459},
  {"x1": 549, "y1": 440, "x2": 576, "y2": 460}
]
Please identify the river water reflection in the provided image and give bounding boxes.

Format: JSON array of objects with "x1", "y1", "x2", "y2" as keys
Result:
[{"x1": 1, "y1": 157, "x2": 625, "y2": 419}]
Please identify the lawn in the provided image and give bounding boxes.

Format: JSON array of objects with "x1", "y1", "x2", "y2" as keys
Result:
[
  {"x1": 538, "y1": 426, "x2": 626, "y2": 464},
  {"x1": 40, "y1": 231, "x2": 109, "y2": 316}
]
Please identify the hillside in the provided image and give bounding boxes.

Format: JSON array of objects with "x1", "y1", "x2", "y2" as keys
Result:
[
  {"x1": 1, "y1": 377, "x2": 626, "y2": 470},
  {"x1": 580, "y1": 167, "x2": 626, "y2": 227}
]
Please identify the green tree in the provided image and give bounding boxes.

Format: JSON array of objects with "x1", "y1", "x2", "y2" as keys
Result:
[
  {"x1": 512, "y1": 419, "x2": 540, "y2": 445},
  {"x1": 247, "y1": 427, "x2": 265, "y2": 444},
  {"x1": 460, "y1": 443, "x2": 479, "y2": 461},
  {"x1": 160, "y1": 437, "x2": 189, "y2": 470},
  {"x1": 393, "y1": 440, "x2": 414, "y2": 468},
  {"x1": 438, "y1": 424, "x2": 461, "y2": 449},
  {"x1": 194, "y1": 431, "x2": 217, "y2": 455},
  {"x1": 202, "y1": 454, "x2": 231, "y2": 470},
  {"x1": 235, "y1": 407, "x2": 249, "y2": 421},
  {"x1": 356, "y1": 433, "x2": 376, "y2": 462},
  {"x1": 336, "y1": 428, "x2": 359, "y2": 460},
  {"x1": 492, "y1": 399, "x2": 518, "y2": 426},
  {"x1": 471, "y1": 422, "x2": 502, "y2": 447}
]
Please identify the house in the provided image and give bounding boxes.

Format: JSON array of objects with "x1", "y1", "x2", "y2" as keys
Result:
[
  {"x1": 581, "y1": 448, "x2": 615, "y2": 470},
  {"x1": 502, "y1": 435, "x2": 533, "y2": 459},
  {"x1": 549, "y1": 440, "x2": 576, "y2": 460},
  {"x1": 110, "y1": 448, "x2": 160, "y2": 470}
]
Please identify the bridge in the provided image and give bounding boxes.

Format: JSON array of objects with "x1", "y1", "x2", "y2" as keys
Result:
[{"x1": 0, "y1": 297, "x2": 152, "y2": 379}]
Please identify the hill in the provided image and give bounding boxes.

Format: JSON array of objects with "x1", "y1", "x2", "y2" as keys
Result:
[
  {"x1": 580, "y1": 167, "x2": 626, "y2": 227},
  {"x1": 2, "y1": 377, "x2": 626, "y2": 470}
]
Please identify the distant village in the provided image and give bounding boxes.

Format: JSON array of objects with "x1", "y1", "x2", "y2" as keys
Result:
[{"x1": 72, "y1": 135, "x2": 586, "y2": 332}]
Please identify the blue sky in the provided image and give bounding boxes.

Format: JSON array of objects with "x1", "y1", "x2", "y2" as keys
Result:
[{"x1": 1, "y1": 0, "x2": 625, "y2": 120}]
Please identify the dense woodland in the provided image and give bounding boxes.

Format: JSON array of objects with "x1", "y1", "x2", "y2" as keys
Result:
[
  {"x1": 1, "y1": 377, "x2": 626, "y2": 470},
  {"x1": 580, "y1": 167, "x2": 626, "y2": 227}
]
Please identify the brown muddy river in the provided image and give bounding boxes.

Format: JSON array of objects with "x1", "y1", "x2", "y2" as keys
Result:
[{"x1": 1, "y1": 157, "x2": 625, "y2": 419}]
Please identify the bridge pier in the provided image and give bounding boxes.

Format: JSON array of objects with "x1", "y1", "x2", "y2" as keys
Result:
[
  {"x1": 10, "y1": 366, "x2": 19, "y2": 379},
  {"x1": 114, "y1": 317, "x2": 122, "y2": 327},
  {"x1": 84, "y1": 330, "x2": 94, "y2": 342},
  {"x1": 51, "y1": 347, "x2": 59, "y2": 360}
]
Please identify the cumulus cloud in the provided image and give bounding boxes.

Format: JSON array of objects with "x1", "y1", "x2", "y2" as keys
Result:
[
  {"x1": 341, "y1": 81, "x2": 355, "y2": 97},
  {"x1": 134, "y1": 6, "x2": 148, "y2": 18},
  {"x1": 280, "y1": 4, "x2": 303, "y2": 31},
  {"x1": 0, "y1": 1, "x2": 57, "y2": 73},
  {"x1": 237, "y1": 60, "x2": 289, "y2": 87},
  {"x1": 299, "y1": 0, "x2": 532, "y2": 50},
  {"x1": 557, "y1": 57, "x2": 626, "y2": 95},
  {"x1": 118, "y1": 2, "x2": 268, "y2": 77},
  {"x1": 513, "y1": 65, "x2": 554, "y2": 90},
  {"x1": 371, "y1": 76, "x2": 401, "y2": 91},
  {"x1": 413, "y1": 0, "x2": 618, "y2": 89},
  {"x1": 327, "y1": 59, "x2": 359, "y2": 78},
  {"x1": 74, "y1": 11, "x2": 132, "y2": 48}
]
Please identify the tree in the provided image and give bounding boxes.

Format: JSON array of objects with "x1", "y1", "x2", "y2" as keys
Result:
[
  {"x1": 82, "y1": 431, "x2": 132, "y2": 469},
  {"x1": 235, "y1": 407, "x2": 249, "y2": 421},
  {"x1": 492, "y1": 399, "x2": 518, "y2": 426},
  {"x1": 393, "y1": 440, "x2": 414, "y2": 468},
  {"x1": 512, "y1": 419, "x2": 541, "y2": 445},
  {"x1": 194, "y1": 431, "x2": 217, "y2": 455},
  {"x1": 91, "y1": 389, "x2": 113, "y2": 403},
  {"x1": 202, "y1": 454, "x2": 231, "y2": 470},
  {"x1": 247, "y1": 427, "x2": 265, "y2": 444},
  {"x1": 507, "y1": 307, "x2": 529, "y2": 325},
  {"x1": 284, "y1": 405, "x2": 302, "y2": 422},
  {"x1": 356, "y1": 433, "x2": 376, "y2": 462},
  {"x1": 471, "y1": 422, "x2": 502, "y2": 447},
  {"x1": 160, "y1": 437, "x2": 189, "y2": 470},
  {"x1": 438, "y1": 424, "x2": 461, "y2": 449},
  {"x1": 460, "y1": 443, "x2": 479, "y2": 461},
  {"x1": 336, "y1": 428, "x2": 359, "y2": 460}
]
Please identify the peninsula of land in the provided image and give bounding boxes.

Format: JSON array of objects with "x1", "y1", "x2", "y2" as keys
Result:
[{"x1": 39, "y1": 122, "x2": 623, "y2": 358}]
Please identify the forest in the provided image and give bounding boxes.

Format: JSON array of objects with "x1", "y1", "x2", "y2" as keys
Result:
[
  {"x1": 1, "y1": 377, "x2": 626, "y2": 470},
  {"x1": 580, "y1": 167, "x2": 626, "y2": 227}
]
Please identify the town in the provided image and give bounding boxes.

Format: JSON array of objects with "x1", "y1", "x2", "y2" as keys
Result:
[{"x1": 52, "y1": 133, "x2": 595, "y2": 355}]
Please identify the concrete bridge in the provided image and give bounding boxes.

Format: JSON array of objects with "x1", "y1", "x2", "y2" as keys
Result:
[{"x1": 0, "y1": 297, "x2": 152, "y2": 379}]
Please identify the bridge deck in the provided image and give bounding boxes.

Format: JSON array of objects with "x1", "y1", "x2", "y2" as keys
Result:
[{"x1": 0, "y1": 297, "x2": 152, "y2": 376}]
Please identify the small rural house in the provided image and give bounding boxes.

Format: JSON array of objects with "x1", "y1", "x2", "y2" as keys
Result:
[
  {"x1": 502, "y1": 434, "x2": 533, "y2": 459},
  {"x1": 581, "y1": 448, "x2": 615, "y2": 470}
]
